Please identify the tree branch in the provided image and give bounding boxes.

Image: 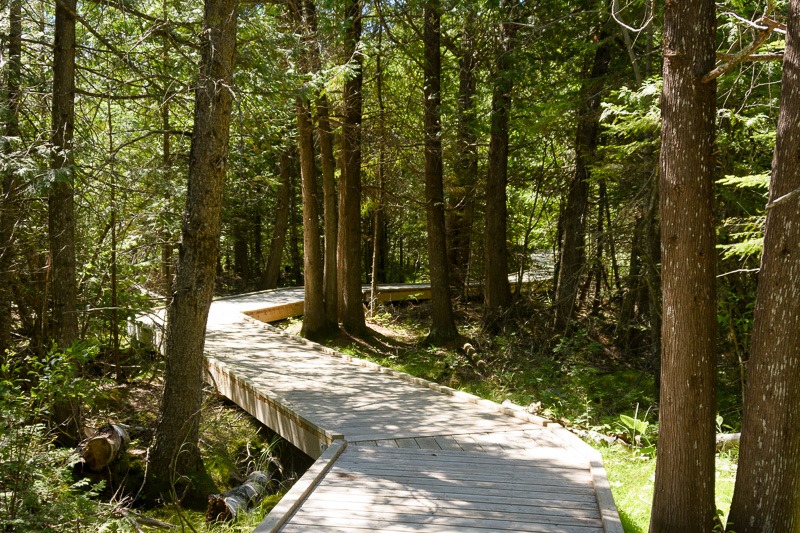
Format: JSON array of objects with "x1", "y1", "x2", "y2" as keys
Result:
[{"x1": 702, "y1": 17, "x2": 783, "y2": 83}]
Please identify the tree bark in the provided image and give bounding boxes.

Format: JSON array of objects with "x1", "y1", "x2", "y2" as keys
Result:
[
  {"x1": 0, "y1": 0, "x2": 22, "y2": 356},
  {"x1": 317, "y1": 94, "x2": 338, "y2": 324},
  {"x1": 649, "y1": 0, "x2": 717, "y2": 528},
  {"x1": 553, "y1": 34, "x2": 611, "y2": 332},
  {"x1": 483, "y1": 0, "x2": 519, "y2": 331},
  {"x1": 728, "y1": 2, "x2": 800, "y2": 528},
  {"x1": 50, "y1": 0, "x2": 82, "y2": 447},
  {"x1": 50, "y1": 0, "x2": 79, "y2": 350},
  {"x1": 296, "y1": 97, "x2": 329, "y2": 337},
  {"x1": 338, "y1": 0, "x2": 366, "y2": 335},
  {"x1": 447, "y1": 13, "x2": 478, "y2": 296},
  {"x1": 149, "y1": 0, "x2": 236, "y2": 486},
  {"x1": 262, "y1": 149, "x2": 292, "y2": 290},
  {"x1": 423, "y1": 0, "x2": 457, "y2": 343}
]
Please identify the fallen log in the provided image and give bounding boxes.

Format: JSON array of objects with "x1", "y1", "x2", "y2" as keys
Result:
[
  {"x1": 716, "y1": 432, "x2": 741, "y2": 452},
  {"x1": 206, "y1": 471, "x2": 272, "y2": 522},
  {"x1": 80, "y1": 424, "x2": 131, "y2": 471}
]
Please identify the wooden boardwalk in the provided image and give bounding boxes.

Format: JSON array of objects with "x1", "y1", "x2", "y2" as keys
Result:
[{"x1": 136, "y1": 286, "x2": 622, "y2": 532}]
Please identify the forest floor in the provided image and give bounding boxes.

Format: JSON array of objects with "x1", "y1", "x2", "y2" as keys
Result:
[{"x1": 277, "y1": 296, "x2": 739, "y2": 533}]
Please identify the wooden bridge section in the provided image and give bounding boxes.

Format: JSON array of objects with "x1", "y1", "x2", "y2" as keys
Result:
[{"x1": 136, "y1": 286, "x2": 622, "y2": 532}]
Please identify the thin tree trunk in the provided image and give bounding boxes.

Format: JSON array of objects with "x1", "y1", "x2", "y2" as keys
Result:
[
  {"x1": 149, "y1": 0, "x2": 236, "y2": 485},
  {"x1": 296, "y1": 97, "x2": 328, "y2": 337},
  {"x1": 317, "y1": 94, "x2": 338, "y2": 324},
  {"x1": 553, "y1": 34, "x2": 611, "y2": 332},
  {"x1": 370, "y1": 21, "x2": 387, "y2": 316},
  {"x1": 649, "y1": 0, "x2": 717, "y2": 527},
  {"x1": 262, "y1": 149, "x2": 292, "y2": 290},
  {"x1": 423, "y1": 0, "x2": 457, "y2": 343},
  {"x1": 288, "y1": 157, "x2": 302, "y2": 285},
  {"x1": 0, "y1": 0, "x2": 23, "y2": 355},
  {"x1": 50, "y1": 0, "x2": 81, "y2": 446},
  {"x1": 483, "y1": 0, "x2": 519, "y2": 330},
  {"x1": 447, "y1": 13, "x2": 478, "y2": 295},
  {"x1": 339, "y1": 0, "x2": 366, "y2": 335},
  {"x1": 728, "y1": 2, "x2": 800, "y2": 528}
]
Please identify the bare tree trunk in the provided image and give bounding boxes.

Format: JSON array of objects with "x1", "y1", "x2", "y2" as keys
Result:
[
  {"x1": 423, "y1": 0, "x2": 457, "y2": 343},
  {"x1": 447, "y1": 13, "x2": 478, "y2": 295},
  {"x1": 649, "y1": 0, "x2": 717, "y2": 527},
  {"x1": 483, "y1": 0, "x2": 519, "y2": 331},
  {"x1": 370, "y1": 21, "x2": 388, "y2": 316},
  {"x1": 338, "y1": 0, "x2": 366, "y2": 335},
  {"x1": 317, "y1": 95, "x2": 338, "y2": 324},
  {"x1": 296, "y1": 97, "x2": 329, "y2": 337},
  {"x1": 0, "y1": 0, "x2": 22, "y2": 355},
  {"x1": 149, "y1": 0, "x2": 236, "y2": 486},
  {"x1": 553, "y1": 34, "x2": 611, "y2": 332},
  {"x1": 728, "y1": 2, "x2": 800, "y2": 528},
  {"x1": 262, "y1": 149, "x2": 292, "y2": 290},
  {"x1": 50, "y1": 0, "x2": 81, "y2": 446}
]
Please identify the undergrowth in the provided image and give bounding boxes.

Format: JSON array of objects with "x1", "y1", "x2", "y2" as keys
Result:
[{"x1": 0, "y1": 345, "x2": 298, "y2": 532}]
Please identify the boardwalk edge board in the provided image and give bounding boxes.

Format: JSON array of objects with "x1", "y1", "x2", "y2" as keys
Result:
[{"x1": 254, "y1": 439, "x2": 348, "y2": 533}]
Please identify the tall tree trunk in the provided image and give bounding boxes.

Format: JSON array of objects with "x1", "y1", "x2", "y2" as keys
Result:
[
  {"x1": 728, "y1": 2, "x2": 800, "y2": 528},
  {"x1": 296, "y1": 97, "x2": 329, "y2": 337},
  {"x1": 161, "y1": 24, "x2": 174, "y2": 305},
  {"x1": 338, "y1": 0, "x2": 366, "y2": 334},
  {"x1": 262, "y1": 149, "x2": 292, "y2": 289},
  {"x1": 649, "y1": 0, "x2": 717, "y2": 527},
  {"x1": 317, "y1": 94, "x2": 338, "y2": 324},
  {"x1": 0, "y1": 0, "x2": 22, "y2": 355},
  {"x1": 50, "y1": 0, "x2": 81, "y2": 446},
  {"x1": 447, "y1": 13, "x2": 478, "y2": 295},
  {"x1": 483, "y1": 0, "x2": 519, "y2": 331},
  {"x1": 369, "y1": 19, "x2": 387, "y2": 315},
  {"x1": 149, "y1": 0, "x2": 236, "y2": 486},
  {"x1": 288, "y1": 158, "x2": 302, "y2": 285},
  {"x1": 423, "y1": 0, "x2": 457, "y2": 343},
  {"x1": 553, "y1": 34, "x2": 611, "y2": 332},
  {"x1": 50, "y1": 0, "x2": 78, "y2": 349}
]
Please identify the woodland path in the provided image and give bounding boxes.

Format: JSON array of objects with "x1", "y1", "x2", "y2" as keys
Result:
[{"x1": 137, "y1": 285, "x2": 622, "y2": 532}]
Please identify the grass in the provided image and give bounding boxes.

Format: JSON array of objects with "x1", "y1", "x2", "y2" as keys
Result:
[{"x1": 283, "y1": 299, "x2": 741, "y2": 533}]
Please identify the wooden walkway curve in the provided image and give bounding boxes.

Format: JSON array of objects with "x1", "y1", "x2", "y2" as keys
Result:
[{"x1": 135, "y1": 286, "x2": 623, "y2": 532}]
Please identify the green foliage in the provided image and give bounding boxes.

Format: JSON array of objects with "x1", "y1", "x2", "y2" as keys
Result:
[{"x1": 0, "y1": 349, "x2": 112, "y2": 532}]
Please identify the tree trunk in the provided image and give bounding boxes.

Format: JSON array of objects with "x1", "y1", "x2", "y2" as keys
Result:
[
  {"x1": 553, "y1": 34, "x2": 611, "y2": 332},
  {"x1": 50, "y1": 0, "x2": 81, "y2": 447},
  {"x1": 649, "y1": 0, "x2": 717, "y2": 528},
  {"x1": 288, "y1": 163, "x2": 302, "y2": 285},
  {"x1": 483, "y1": 0, "x2": 519, "y2": 331},
  {"x1": 338, "y1": 0, "x2": 366, "y2": 335},
  {"x1": 447, "y1": 13, "x2": 478, "y2": 295},
  {"x1": 0, "y1": 0, "x2": 22, "y2": 356},
  {"x1": 296, "y1": 97, "x2": 329, "y2": 337},
  {"x1": 370, "y1": 22, "x2": 388, "y2": 316},
  {"x1": 317, "y1": 94, "x2": 338, "y2": 324},
  {"x1": 728, "y1": 2, "x2": 800, "y2": 528},
  {"x1": 423, "y1": 0, "x2": 457, "y2": 343},
  {"x1": 149, "y1": 0, "x2": 236, "y2": 486},
  {"x1": 262, "y1": 149, "x2": 292, "y2": 290}
]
